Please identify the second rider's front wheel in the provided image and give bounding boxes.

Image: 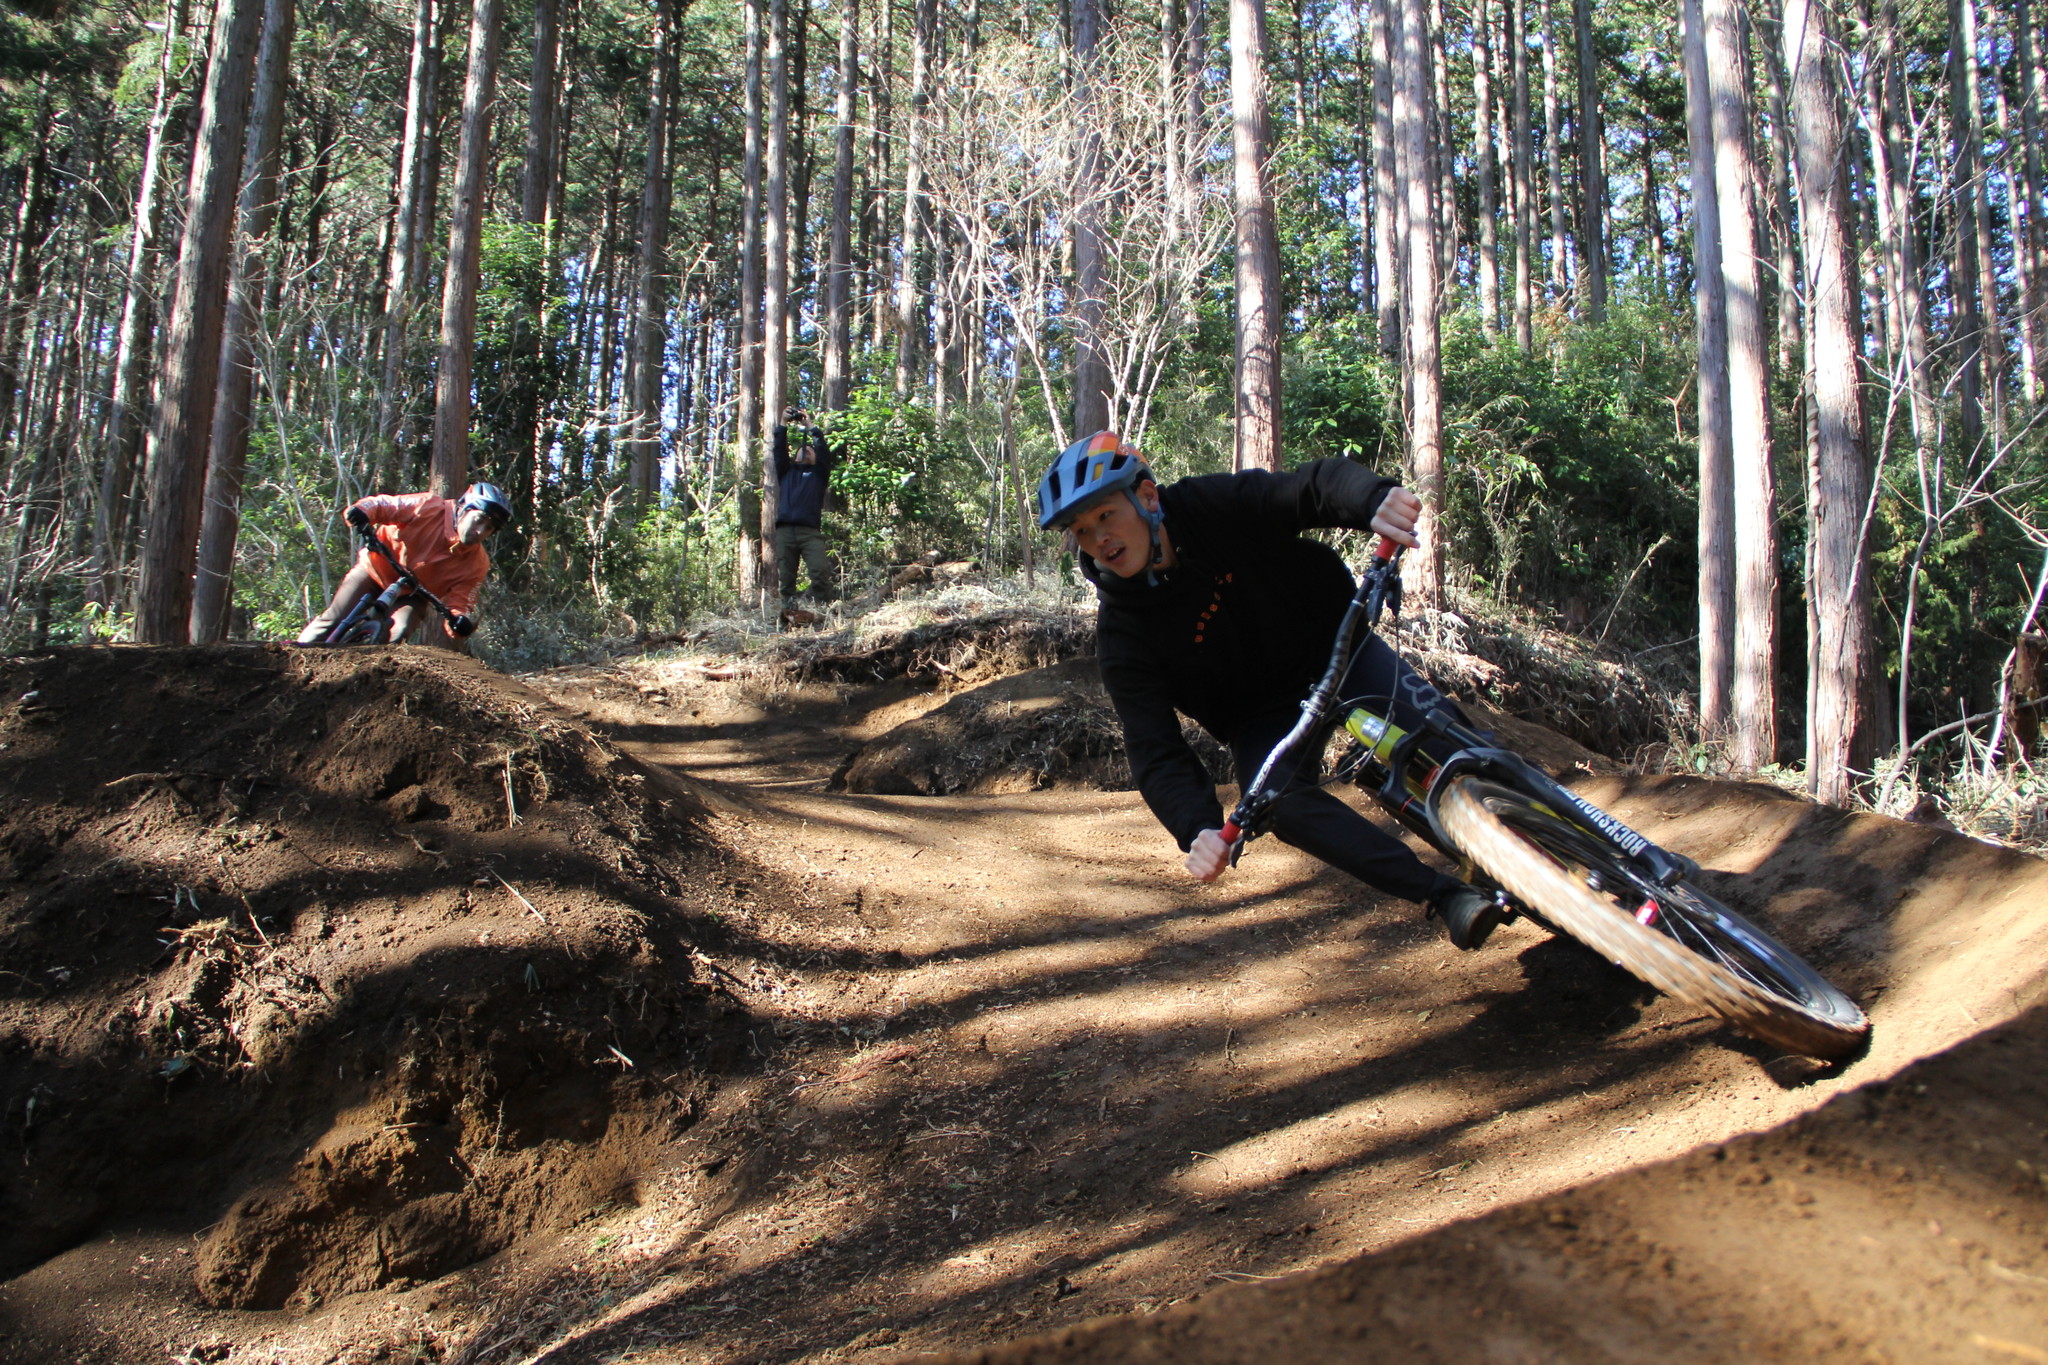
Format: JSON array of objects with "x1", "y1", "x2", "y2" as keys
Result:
[{"x1": 1436, "y1": 777, "x2": 1869, "y2": 1060}]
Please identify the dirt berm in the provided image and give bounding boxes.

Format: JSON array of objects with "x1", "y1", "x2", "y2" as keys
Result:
[
  {"x1": 0, "y1": 644, "x2": 2045, "y2": 1364},
  {"x1": 0, "y1": 646, "x2": 761, "y2": 1312},
  {"x1": 902, "y1": 1001, "x2": 2048, "y2": 1364}
]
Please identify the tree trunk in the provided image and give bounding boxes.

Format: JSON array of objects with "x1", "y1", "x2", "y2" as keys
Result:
[
  {"x1": 1961, "y1": 0, "x2": 2005, "y2": 426},
  {"x1": 862, "y1": 0, "x2": 893, "y2": 356},
  {"x1": 1993, "y1": 39, "x2": 2040, "y2": 404},
  {"x1": 2017, "y1": 0, "x2": 2048, "y2": 404},
  {"x1": 1428, "y1": 0, "x2": 1457, "y2": 285},
  {"x1": 1539, "y1": 0, "x2": 1566, "y2": 295},
  {"x1": 0, "y1": 106, "x2": 52, "y2": 460},
  {"x1": 191, "y1": 0, "x2": 295, "y2": 644},
  {"x1": 822, "y1": 0, "x2": 858, "y2": 412},
  {"x1": 736, "y1": 0, "x2": 764, "y2": 602},
  {"x1": 1947, "y1": 0, "x2": 1987, "y2": 449},
  {"x1": 1510, "y1": 0, "x2": 1535, "y2": 347},
  {"x1": 1572, "y1": 0, "x2": 1605, "y2": 321},
  {"x1": 523, "y1": 0, "x2": 558, "y2": 225},
  {"x1": 1230, "y1": 0, "x2": 1281, "y2": 471},
  {"x1": 760, "y1": 0, "x2": 789, "y2": 607},
  {"x1": 1072, "y1": 0, "x2": 1111, "y2": 436},
  {"x1": 1397, "y1": 0, "x2": 1443, "y2": 600},
  {"x1": 1703, "y1": 0, "x2": 1776, "y2": 769},
  {"x1": 894, "y1": 0, "x2": 934, "y2": 395},
  {"x1": 93, "y1": 0, "x2": 192, "y2": 613},
  {"x1": 1169, "y1": 0, "x2": 1191, "y2": 248},
  {"x1": 1784, "y1": 0, "x2": 1873, "y2": 804},
  {"x1": 628, "y1": 0, "x2": 674, "y2": 499},
  {"x1": 376, "y1": 0, "x2": 440, "y2": 465},
  {"x1": 1372, "y1": 0, "x2": 1400, "y2": 357},
  {"x1": 1684, "y1": 0, "x2": 1734, "y2": 740},
  {"x1": 1474, "y1": 0, "x2": 1501, "y2": 332},
  {"x1": 429, "y1": 0, "x2": 503, "y2": 498},
  {"x1": 1876, "y1": 0, "x2": 1934, "y2": 453},
  {"x1": 1758, "y1": 0, "x2": 1801, "y2": 374},
  {"x1": 134, "y1": 0, "x2": 266, "y2": 643},
  {"x1": 1641, "y1": 102, "x2": 1667, "y2": 297}
]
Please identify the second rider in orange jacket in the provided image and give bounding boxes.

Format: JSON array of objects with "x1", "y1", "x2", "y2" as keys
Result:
[{"x1": 296, "y1": 483, "x2": 511, "y2": 644}]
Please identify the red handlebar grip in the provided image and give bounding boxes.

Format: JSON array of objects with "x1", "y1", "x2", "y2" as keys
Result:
[
  {"x1": 1374, "y1": 535, "x2": 1400, "y2": 560},
  {"x1": 1220, "y1": 820, "x2": 1241, "y2": 843}
]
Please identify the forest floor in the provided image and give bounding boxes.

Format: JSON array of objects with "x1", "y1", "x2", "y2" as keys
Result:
[{"x1": 0, "y1": 632, "x2": 2045, "y2": 1364}]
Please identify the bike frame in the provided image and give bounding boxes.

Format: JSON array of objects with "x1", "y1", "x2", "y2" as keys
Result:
[
  {"x1": 1219, "y1": 538, "x2": 1695, "y2": 894},
  {"x1": 307, "y1": 526, "x2": 459, "y2": 646}
]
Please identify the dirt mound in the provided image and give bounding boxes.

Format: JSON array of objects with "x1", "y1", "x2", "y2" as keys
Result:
[
  {"x1": 1393, "y1": 605, "x2": 1690, "y2": 761},
  {"x1": 765, "y1": 609, "x2": 1095, "y2": 687},
  {"x1": 833, "y1": 656, "x2": 1616, "y2": 799},
  {"x1": 0, "y1": 645, "x2": 755, "y2": 1310},
  {"x1": 835, "y1": 659, "x2": 1230, "y2": 795}
]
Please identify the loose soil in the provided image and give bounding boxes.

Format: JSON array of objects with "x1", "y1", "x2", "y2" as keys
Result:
[{"x1": 1, "y1": 641, "x2": 2044, "y2": 1365}]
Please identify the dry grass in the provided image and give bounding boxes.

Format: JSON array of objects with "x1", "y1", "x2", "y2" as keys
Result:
[{"x1": 1389, "y1": 596, "x2": 1696, "y2": 764}]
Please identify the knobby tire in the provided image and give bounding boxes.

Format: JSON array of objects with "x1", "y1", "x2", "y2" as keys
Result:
[
  {"x1": 322, "y1": 613, "x2": 387, "y2": 646},
  {"x1": 1436, "y1": 777, "x2": 1869, "y2": 1060}
]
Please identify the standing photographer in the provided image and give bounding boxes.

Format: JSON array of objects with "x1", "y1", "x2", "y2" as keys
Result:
[{"x1": 772, "y1": 404, "x2": 838, "y2": 618}]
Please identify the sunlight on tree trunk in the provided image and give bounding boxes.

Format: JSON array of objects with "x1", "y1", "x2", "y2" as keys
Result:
[
  {"x1": 1684, "y1": 0, "x2": 1734, "y2": 741},
  {"x1": 1231, "y1": 0, "x2": 1281, "y2": 471},
  {"x1": 1703, "y1": 0, "x2": 1776, "y2": 770},
  {"x1": 1785, "y1": 0, "x2": 1874, "y2": 804}
]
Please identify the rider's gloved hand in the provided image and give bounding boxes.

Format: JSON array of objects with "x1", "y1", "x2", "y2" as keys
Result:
[
  {"x1": 450, "y1": 614, "x2": 477, "y2": 638},
  {"x1": 1185, "y1": 828, "x2": 1232, "y2": 882},
  {"x1": 1370, "y1": 487, "x2": 1423, "y2": 549},
  {"x1": 345, "y1": 504, "x2": 371, "y2": 531}
]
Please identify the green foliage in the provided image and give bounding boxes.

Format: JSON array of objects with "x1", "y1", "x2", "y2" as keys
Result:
[
  {"x1": 825, "y1": 388, "x2": 982, "y2": 565},
  {"x1": 1286, "y1": 290, "x2": 1700, "y2": 640},
  {"x1": 472, "y1": 220, "x2": 573, "y2": 575},
  {"x1": 1870, "y1": 427, "x2": 2048, "y2": 738}
]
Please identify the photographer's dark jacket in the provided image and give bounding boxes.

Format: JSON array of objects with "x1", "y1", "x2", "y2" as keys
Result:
[
  {"x1": 1091, "y1": 459, "x2": 1399, "y2": 850},
  {"x1": 773, "y1": 424, "x2": 838, "y2": 528}
]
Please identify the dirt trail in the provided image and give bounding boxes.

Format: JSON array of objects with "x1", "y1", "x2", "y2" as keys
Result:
[{"x1": 1, "y1": 647, "x2": 2044, "y2": 1364}]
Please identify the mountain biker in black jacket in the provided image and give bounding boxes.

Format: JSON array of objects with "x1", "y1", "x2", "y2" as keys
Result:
[{"x1": 1039, "y1": 430, "x2": 1502, "y2": 949}]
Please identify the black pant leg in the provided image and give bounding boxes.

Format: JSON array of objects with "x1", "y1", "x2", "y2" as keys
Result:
[
  {"x1": 1333, "y1": 634, "x2": 1475, "y2": 766},
  {"x1": 1229, "y1": 710, "x2": 1451, "y2": 905}
]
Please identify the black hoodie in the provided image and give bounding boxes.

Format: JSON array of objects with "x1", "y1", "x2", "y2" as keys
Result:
[
  {"x1": 1090, "y1": 458, "x2": 1400, "y2": 850},
  {"x1": 773, "y1": 424, "x2": 837, "y2": 527}
]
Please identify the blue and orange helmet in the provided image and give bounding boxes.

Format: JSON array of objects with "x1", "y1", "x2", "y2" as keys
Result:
[{"x1": 1036, "y1": 431, "x2": 1153, "y2": 531}]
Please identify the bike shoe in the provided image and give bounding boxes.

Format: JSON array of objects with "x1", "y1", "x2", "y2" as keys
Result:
[{"x1": 1428, "y1": 882, "x2": 1504, "y2": 951}]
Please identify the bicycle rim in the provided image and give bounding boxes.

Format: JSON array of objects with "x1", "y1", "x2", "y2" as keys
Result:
[{"x1": 1438, "y1": 777, "x2": 1869, "y2": 1059}]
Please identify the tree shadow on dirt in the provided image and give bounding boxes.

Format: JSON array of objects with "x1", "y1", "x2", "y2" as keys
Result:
[{"x1": 429, "y1": 892, "x2": 1745, "y2": 1364}]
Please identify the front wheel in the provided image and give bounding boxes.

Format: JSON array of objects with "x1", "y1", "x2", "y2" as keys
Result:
[
  {"x1": 318, "y1": 608, "x2": 389, "y2": 646},
  {"x1": 1436, "y1": 777, "x2": 1869, "y2": 1059}
]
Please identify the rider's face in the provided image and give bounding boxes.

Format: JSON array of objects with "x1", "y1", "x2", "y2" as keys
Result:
[
  {"x1": 456, "y1": 508, "x2": 500, "y2": 545},
  {"x1": 1069, "y1": 482, "x2": 1165, "y2": 579}
]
